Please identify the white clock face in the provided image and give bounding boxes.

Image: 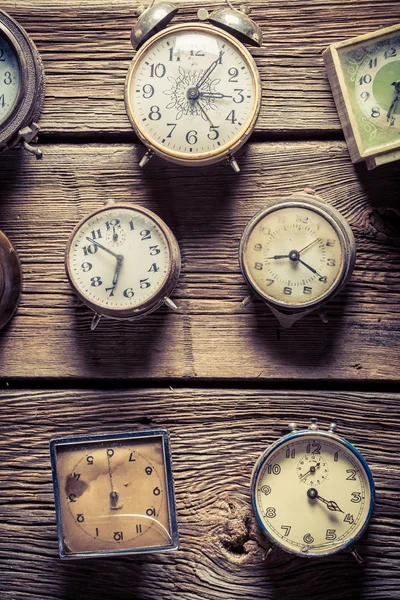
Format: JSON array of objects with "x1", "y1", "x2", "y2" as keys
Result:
[
  {"x1": 242, "y1": 205, "x2": 345, "y2": 308},
  {"x1": 253, "y1": 434, "x2": 373, "y2": 557},
  {"x1": 0, "y1": 32, "x2": 21, "y2": 126},
  {"x1": 126, "y1": 25, "x2": 260, "y2": 162},
  {"x1": 67, "y1": 206, "x2": 171, "y2": 313}
]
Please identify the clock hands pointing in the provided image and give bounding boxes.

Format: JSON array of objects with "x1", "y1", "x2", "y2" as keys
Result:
[
  {"x1": 387, "y1": 81, "x2": 400, "y2": 123},
  {"x1": 307, "y1": 488, "x2": 344, "y2": 513},
  {"x1": 86, "y1": 236, "x2": 124, "y2": 289},
  {"x1": 265, "y1": 238, "x2": 326, "y2": 279}
]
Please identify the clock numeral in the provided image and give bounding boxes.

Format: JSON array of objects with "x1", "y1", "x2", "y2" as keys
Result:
[
  {"x1": 149, "y1": 63, "x2": 166, "y2": 78},
  {"x1": 86, "y1": 456, "x2": 94, "y2": 465},
  {"x1": 107, "y1": 449, "x2": 114, "y2": 458},
  {"x1": 326, "y1": 239, "x2": 336, "y2": 247},
  {"x1": 105, "y1": 286, "x2": 115, "y2": 297},
  {"x1": 142, "y1": 83, "x2": 154, "y2": 98},
  {"x1": 327, "y1": 259, "x2": 336, "y2": 266},
  {"x1": 207, "y1": 125, "x2": 219, "y2": 140},
  {"x1": 390, "y1": 117, "x2": 396, "y2": 127},
  {"x1": 90, "y1": 228, "x2": 102, "y2": 240},
  {"x1": 140, "y1": 229, "x2": 151, "y2": 240},
  {"x1": 136, "y1": 524, "x2": 142, "y2": 534},
  {"x1": 296, "y1": 216, "x2": 308, "y2": 223},
  {"x1": 283, "y1": 286, "x2": 292, "y2": 295},
  {"x1": 286, "y1": 448, "x2": 296, "y2": 458},
  {"x1": 149, "y1": 105, "x2": 162, "y2": 121},
  {"x1": 254, "y1": 262, "x2": 263, "y2": 270},
  {"x1": 303, "y1": 286, "x2": 312, "y2": 295},
  {"x1": 266, "y1": 279, "x2": 275, "y2": 286},
  {"x1": 261, "y1": 485, "x2": 271, "y2": 495},
  {"x1": 254, "y1": 243, "x2": 262, "y2": 251},
  {"x1": 4, "y1": 72, "x2": 12, "y2": 85},
  {"x1": 326, "y1": 529, "x2": 337, "y2": 540},
  {"x1": 73, "y1": 473, "x2": 80, "y2": 480},
  {"x1": 371, "y1": 107, "x2": 380, "y2": 118},
  {"x1": 149, "y1": 245, "x2": 160, "y2": 255},
  {"x1": 360, "y1": 91, "x2": 370, "y2": 103},
  {"x1": 233, "y1": 88, "x2": 244, "y2": 103},
  {"x1": 0, "y1": 49, "x2": 4, "y2": 61},
  {"x1": 146, "y1": 507, "x2": 156, "y2": 516},
  {"x1": 129, "y1": 219, "x2": 135, "y2": 231},
  {"x1": 153, "y1": 487, "x2": 161, "y2": 496},
  {"x1": 265, "y1": 507, "x2": 276, "y2": 518},
  {"x1": 140, "y1": 278, "x2": 151, "y2": 289},
  {"x1": 166, "y1": 123, "x2": 177, "y2": 138},
  {"x1": 303, "y1": 533, "x2": 314, "y2": 544},
  {"x1": 369, "y1": 57, "x2": 377, "y2": 69},
  {"x1": 123, "y1": 287, "x2": 134, "y2": 298},
  {"x1": 186, "y1": 130, "x2": 198, "y2": 145},
  {"x1": 0, "y1": 95, "x2": 4, "y2": 108},
  {"x1": 81, "y1": 262, "x2": 92, "y2": 272},
  {"x1": 76, "y1": 514, "x2": 85, "y2": 523},
  {"x1": 281, "y1": 525, "x2": 291, "y2": 537},
  {"x1": 319, "y1": 276, "x2": 328, "y2": 283},
  {"x1": 168, "y1": 47, "x2": 180, "y2": 62},
  {"x1": 113, "y1": 531, "x2": 123, "y2": 541},
  {"x1": 306, "y1": 442, "x2": 321, "y2": 454},
  {"x1": 145, "y1": 466, "x2": 153, "y2": 475},
  {"x1": 90, "y1": 276, "x2": 103, "y2": 287},
  {"x1": 346, "y1": 469, "x2": 357, "y2": 481},
  {"x1": 129, "y1": 452, "x2": 135, "y2": 462},
  {"x1": 334, "y1": 452, "x2": 339, "y2": 462},
  {"x1": 228, "y1": 67, "x2": 239, "y2": 82},
  {"x1": 68, "y1": 493, "x2": 77, "y2": 502},
  {"x1": 82, "y1": 244, "x2": 98, "y2": 256},
  {"x1": 148, "y1": 263, "x2": 160, "y2": 273},
  {"x1": 105, "y1": 219, "x2": 120, "y2": 230},
  {"x1": 359, "y1": 74, "x2": 372, "y2": 85},
  {"x1": 344, "y1": 513, "x2": 355, "y2": 525},
  {"x1": 385, "y1": 48, "x2": 397, "y2": 60},
  {"x1": 226, "y1": 109, "x2": 237, "y2": 124},
  {"x1": 267, "y1": 464, "x2": 281, "y2": 475},
  {"x1": 351, "y1": 492, "x2": 362, "y2": 503},
  {"x1": 190, "y1": 49, "x2": 205, "y2": 57}
]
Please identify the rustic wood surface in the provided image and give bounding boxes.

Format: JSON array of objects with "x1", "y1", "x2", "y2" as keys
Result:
[
  {"x1": 0, "y1": 1, "x2": 399, "y2": 599},
  {"x1": 0, "y1": 389, "x2": 399, "y2": 600}
]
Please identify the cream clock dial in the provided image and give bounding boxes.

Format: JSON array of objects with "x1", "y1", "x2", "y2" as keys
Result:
[
  {"x1": 65, "y1": 203, "x2": 181, "y2": 328},
  {"x1": 239, "y1": 191, "x2": 356, "y2": 327},
  {"x1": 0, "y1": 31, "x2": 21, "y2": 125},
  {"x1": 251, "y1": 420, "x2": 375, "y2": 559},
  {"x1": 125, "y1": 23, "x2": 261, "y2": 169}
]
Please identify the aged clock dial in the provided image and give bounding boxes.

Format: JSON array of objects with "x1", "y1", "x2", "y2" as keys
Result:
[
  {"x1": 251, "y1": 420, "x2": 375, "y2": 558},
  {"x1": 125, "y1": 23, "x2": 261, "y2": 168},
  {"x1": 0, "y1": 31, "x2": 21, "y2": 126},
  {"x1": 50, "y1": 430, "x2": 179, "y2": 558},
  {"x1": 65, "y1": 203, "x2": 180, "y2": 327}
]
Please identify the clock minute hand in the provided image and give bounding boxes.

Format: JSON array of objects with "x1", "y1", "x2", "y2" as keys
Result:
[
  {"x1": 387, "y1": 81, "x2": 400, "y2": 121},
  {"x1": 298, "y1": 258, "x2": 325, "y2": 279},
  {"x1": 196, "y1": 58, "x2": 220, "y2": 89},
  {"x1": 112, "y1": 255, "x2": 124, "y2": 286},
  {"x1": 86, "y1": 237, "x2": 120, "y2": 260}
]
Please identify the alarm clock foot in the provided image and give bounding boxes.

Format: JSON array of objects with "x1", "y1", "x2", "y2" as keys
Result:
[
  {"x1": 350, "y1": 548, "x2": 363, "y2": 564},
  {"x1": 318, "y1": 308, "x2": 328, "y2": 324},
  {"x1": 263, "y1": 546, "x2": 274, "y2": 560},
  {"x1": 19, "y1": 124, "x2": 43, "y2": 159},
  {"x1": 90, "y1": 313, "x2": 102, "y2": 331},
  {"x1": 163, "y1": 296, "x2": 178, "y2": 311},
  {"x1": 139, "y1": 149, "x2": 154, "y2": 168},
  {"x1": 227, "y1": 155, "x2": 240, "y2": 173}
]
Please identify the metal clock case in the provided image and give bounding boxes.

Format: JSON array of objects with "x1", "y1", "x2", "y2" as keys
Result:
[
  {"x1": 251, "y1": 419, "x2": 375, "y2": 561},
  {"x1": 50, "y1": 430, "x2": 179, "y2": 559},
  {"x1": 65, "y1": 202, "x2": 181, "y2": 330},
  {"x1": 0, "y1": 9, "x2": 45, "y2": 158},
  {"x1": 125, "y1": 0, "x2": 262, "y2": 172},
  {"x1": 239, "y1": 190, "x2": 356, "y2": 328},
  {"x1": 0, "y1": 230, "x2": 22, "y2": 330},
  {"x1": 323, "y1": 23, "x2": 400, "y2": 170}
]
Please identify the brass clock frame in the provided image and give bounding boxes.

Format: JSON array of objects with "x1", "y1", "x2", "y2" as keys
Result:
[{"x1": 125, "y1": 22, "x2": 262, "y2": 168}]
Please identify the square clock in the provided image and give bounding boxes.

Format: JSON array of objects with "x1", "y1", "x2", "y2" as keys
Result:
[
  {"x1": 323, "y1": 23, "x2": 400, "y2": 169},
  {"x1": 50, "y1": 430, "x2": 179, "y2": 559}
]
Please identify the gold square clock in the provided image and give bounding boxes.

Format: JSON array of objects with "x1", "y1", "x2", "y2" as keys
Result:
[
  {"x1": 50, "y1": 430, "x2": 179, "y2": 558},
  {"x1": 323, "y1": 23, "x2": 400, "y2": 169}
]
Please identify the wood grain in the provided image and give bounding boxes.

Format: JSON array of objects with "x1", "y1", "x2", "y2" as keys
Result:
[
  {"x1": 0, "y1": 388, "x2": 399, "y2": 600},
  {"x1": 0, "y1": 141, "x2": 399, "y2": 380},
  {"x1": 2, "y1": 0, "x2": 400, "y2": 136}
]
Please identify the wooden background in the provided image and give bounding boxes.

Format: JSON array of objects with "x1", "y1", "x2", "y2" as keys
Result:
[{"x1": 0, "y1": 1, "x2": 399, "y2": 598}]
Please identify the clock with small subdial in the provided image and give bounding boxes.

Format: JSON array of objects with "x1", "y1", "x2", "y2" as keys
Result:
[
  {"x1": 65, "y1": 203, "x2": 181, "y2": 329},
  {"x1": 239, "y1": 190, "x2": 356, "y2": 327}
]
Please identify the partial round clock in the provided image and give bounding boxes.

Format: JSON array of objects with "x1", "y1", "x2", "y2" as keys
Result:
[
  {"x1": 0, "y1": 230, "x2": 22, "y2": 330},
  {"x1": 50, "y1": 430, "x2": 179, "y2": 558},
  {"x1": 323, "y1": 23, "x2": 400, "y2": 170},
  {"x1": 125, "y1": 1, "x2": 262, "y2": 172},
  {"x1": 0, "y1": 9, "x2": 45, "y2": 158},
  {"x1": 251, "y1": 419, "x2": 375, "y2": 560},
  {"x1": 65, "y1": 202, "x2": 181, "y2": 330},
  {"x1": 239, "y1": 189, "x2": 356, "y2": 328}
]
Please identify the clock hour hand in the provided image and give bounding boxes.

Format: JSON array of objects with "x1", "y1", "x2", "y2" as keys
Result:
[
  {"x1": 86, "y1": 237, "x2": 120, "y2": 260},
  {"x1": 265, "y1": 254, "x2": 290, "y2": 260},
  {"x1": 199, "y1": 92, "x2": 233, "y2": 99},
  {"x1": 112, "y1": 254, "x2": 124, "y2": 286},
  {"x1": 307, "y1": 488, "x2": 343, "y2": 513},
  {"x1": 387, "y1": 81, "x2": 400, "y2": 122}
]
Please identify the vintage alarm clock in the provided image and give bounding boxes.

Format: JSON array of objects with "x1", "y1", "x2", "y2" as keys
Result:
[
  {"x1": 323, "y1": 23, "x2": 400, "y2": 170},
  {"x1": 239, "y1": 189, "x2": 356, "y2": 328},
  {"x1": 0, "y1": 230, "x2": 22, "y2": 330},
  {"x1": 0, "y1": 9, "x2": 45, "y2": 158},
  {"x1": 125, "y1": 0, "x2": 262, "y2": 172},
  {"x1": 65, "y1": 202, "x2": 181, "y2": 330},
  {"x1": 50, "y1": 430, "x2": 179, "y2": 558},
  {"x1": 251, "y1": 419, "x2": 375, "y2": 562}
]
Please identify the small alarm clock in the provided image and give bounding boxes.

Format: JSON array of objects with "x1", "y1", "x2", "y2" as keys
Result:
[
  {"x1": 65, "y1": 202, "x2": 181, "y2": 330},
  {"x1": 50, "y1": 430, "x2": 179, "y2": 558},
  {"x1": 323, "y1": 23, "x2": 400, "y2": 170},
  {"x1": 125, "y1": 0, "x2": 262, "y2": 172},
  {"x1": 0, "y1": 9, "x2": 45, "y2": 158},
  {"x1": 239, "y1": 189, "x2": 356, "y2": 328},
  {"x1": 251, "y1": 419, "x2": 375, "y2": 562},
  {"x1": 0, "y1": 230, "x2": 22, "y2": 330}
]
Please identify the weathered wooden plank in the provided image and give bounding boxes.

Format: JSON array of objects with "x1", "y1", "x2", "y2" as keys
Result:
[
  {"x1": 0, "y1": 388, "x2": 399, "y2": 600},
  {"x1": 2, "y1": 0, "x2": 400, "y2": 136},
  {"x1": 0, "y1": 141, "x2": 399, "y2": 380}
]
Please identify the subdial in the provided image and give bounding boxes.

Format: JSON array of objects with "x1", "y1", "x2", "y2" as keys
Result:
[
  {"x1": 105, "y1": 227, "x2": 126, "y2": 247},
  {"x1": 297, "y1": 454, "x2": 329, "y2": 486}
]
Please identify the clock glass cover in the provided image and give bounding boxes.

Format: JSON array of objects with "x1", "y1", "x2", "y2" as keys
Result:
[{"x1": 0, "y1": 31, "x2": 21, "y2": 126}]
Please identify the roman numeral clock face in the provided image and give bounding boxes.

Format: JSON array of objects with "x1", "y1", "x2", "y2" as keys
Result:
[{"x1": 125, "y1": 24, "x2": 261, "y2": 165}]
